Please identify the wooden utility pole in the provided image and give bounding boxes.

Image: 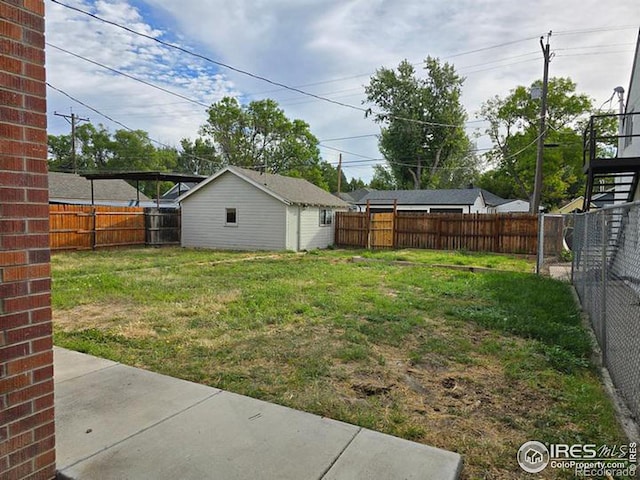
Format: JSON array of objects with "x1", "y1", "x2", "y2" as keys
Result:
[
  {"x1": 531, "y1": 32, "x2": 552, "y2": 214},
  {"x1": 54, "y1": 111, "x2": 89, "y2": 173},
  {"x1": 337, "y1": 153, "x2": 342, "y2": 194}
]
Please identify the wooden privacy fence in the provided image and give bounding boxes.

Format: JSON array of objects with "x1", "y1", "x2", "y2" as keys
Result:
[
  {"x1": 335, "y1": 212, "x2": 564, "y2": 256},
  {"x1": 50, "y1": 205, "x2": 181, "y2": 251}
]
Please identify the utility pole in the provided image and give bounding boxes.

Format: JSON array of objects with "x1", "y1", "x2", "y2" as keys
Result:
[
  {"x1": 54, "y1": 111, "x2": 89, "y2": 173},
  {"x1": 337, "y1": 153, "x2": 342, "y2": 194},
  {"x1": 531, "y1": 31, "x2": 552, "y2": 214}
]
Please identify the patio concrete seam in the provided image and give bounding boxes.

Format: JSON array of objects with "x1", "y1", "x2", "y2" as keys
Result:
[
  {"x1": 54, "y1": 362, "x2": 120, "y2": 385},
  {"x1": 58, "y1": 390, "x2": 223, "y2": 474},
  {"x1": 317, "y1": 426, "x2": 362, "y2": 480}
]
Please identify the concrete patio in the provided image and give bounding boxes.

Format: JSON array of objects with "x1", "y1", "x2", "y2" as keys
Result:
[{"x1": 54, "y1": 347, "x2": 463, "y2": 479}]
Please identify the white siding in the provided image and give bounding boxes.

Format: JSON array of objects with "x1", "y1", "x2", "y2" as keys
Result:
[
  {"x1": 181, "y1": 172, "x2": 287, "y2": 250},
  {"x1": 493, "y1": 200, "x2": 530, "y2": 213},
  {"x1": 299, "y1": 207, "x2": 337, "y2": 250}
]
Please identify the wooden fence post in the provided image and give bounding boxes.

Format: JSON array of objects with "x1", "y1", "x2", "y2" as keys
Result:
[
  {"x1": 392, "y1": 199, "x2": 398, "y2": 248},
  {"x1": 366, "y1": 200, "x2": 371, "y2": 250}
]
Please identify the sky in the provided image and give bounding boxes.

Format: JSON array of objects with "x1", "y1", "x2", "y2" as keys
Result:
[{"x1": 45, "y1": 0, "x2": 640, "y2": 183}]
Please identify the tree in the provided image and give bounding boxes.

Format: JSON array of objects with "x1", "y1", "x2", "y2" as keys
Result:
[
  {"x1": 479, "y1": 77, "x2": 595, "y2": 208},
  {"x1": 47, "y1": 123, "x2": 179, "y2": 197},
  {"x1": 369, "y1": 165, "x2": 397, "y2": 190},
  {"x1": 364, "y1": 57, "x2": 474, "y2": 189},
  {"x1": 191, "y1": 97, "x2": 326, "y2": 187}
]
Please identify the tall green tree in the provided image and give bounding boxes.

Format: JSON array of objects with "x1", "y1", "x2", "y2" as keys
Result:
[
  {"x1": 47, "y1": 123, "x2": 179, "y2": 197},
  {"x1": 364, "y1": 57, "x2": 475, "y2": 189},
  {"x1": 479, "y1": 77, "x2": 594, "y2": 207},
  {"x1": 190, "y1": 97, "x2": 326, "y2": 187}
]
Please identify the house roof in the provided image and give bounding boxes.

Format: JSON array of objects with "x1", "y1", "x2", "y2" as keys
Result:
[
  {"x1": 356, "y1": 188, "x2": 510, "y2": 207},
  {"x1": 180, "y1": 166, "x2": 350, "y2": 208},
  {"x1": 336, "y1": 187, "x2": 374, "y2": 203},
  {"x1": 48, "y1": 171, "x2": 150, "y2": 203}
]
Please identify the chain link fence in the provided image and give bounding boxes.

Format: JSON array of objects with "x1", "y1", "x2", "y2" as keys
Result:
[{"x1": 572, "y1": 202, "x2": 640, "y2": 422}]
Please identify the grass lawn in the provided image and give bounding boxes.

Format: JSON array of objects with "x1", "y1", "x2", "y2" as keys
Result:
[{"x1": 52, "y1": 248, "x2": 627, "y2": 479}]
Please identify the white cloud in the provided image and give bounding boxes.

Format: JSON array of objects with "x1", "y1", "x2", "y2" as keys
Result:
[{"x1": 46, "y1": 0, "x2": 640, "y2": 181}]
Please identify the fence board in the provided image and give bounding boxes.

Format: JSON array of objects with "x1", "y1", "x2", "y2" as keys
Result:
[
  {"x1": 50, "y1": 205, "x2": 180, "y2": 250},
  {"x1": 335, "y1": 211, "x2": 564, "y2": 255}
]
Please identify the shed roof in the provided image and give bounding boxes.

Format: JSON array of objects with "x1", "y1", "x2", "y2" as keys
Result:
[
  {"x1": 180, "y1": 166, "x2": 349, "y2": 208},
  {"x1": 48, "y1": 171, "x2": 150, "y2": 203}
]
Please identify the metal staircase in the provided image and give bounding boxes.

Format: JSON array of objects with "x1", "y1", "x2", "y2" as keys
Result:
[{"x1": 583, "y1": 112, "x2": 640, "y2": 211}]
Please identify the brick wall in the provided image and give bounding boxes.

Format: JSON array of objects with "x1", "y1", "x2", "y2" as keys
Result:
[{"x1": 1, "y1": 1, "x2": 56, "y2": 479}]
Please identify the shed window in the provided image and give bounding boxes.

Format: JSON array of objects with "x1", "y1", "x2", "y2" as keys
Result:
[
  {"x1": 225, "y1": 208, "x2": 237, "y2": 225},
  {"x1": 320, "y1": 209, "x2": 333, "y2": 226}
]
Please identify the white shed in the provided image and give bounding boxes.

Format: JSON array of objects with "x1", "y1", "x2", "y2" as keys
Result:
[{"x1": 179, "y1": 166, "x2": 349, "y2": 251}]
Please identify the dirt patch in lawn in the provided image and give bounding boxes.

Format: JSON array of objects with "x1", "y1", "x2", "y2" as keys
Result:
[{"x1": 53, "y1": 302, "x2": 156, "y2": 337}]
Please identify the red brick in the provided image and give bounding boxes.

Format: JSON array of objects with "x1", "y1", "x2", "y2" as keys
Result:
[
  {"x1": 0, "y1": 455, "x2": 7, "y2": 473},
  {"x1": 0, "y1": 171, "x2": 47, "y2": 188},
  {"x1": 0, "y1": 54, "x2": 23, "y2": 74},
  {"x1": 0, "y1": 431, "x2": 33, "y2": 458},
  {"x1": 0, "y1": 251, "x2": 26, "y2": 265},
  {"x1": 27, "y1": 249, "x2": 49, "y2": 264},
  {"x1": 26, "y1": 219, "x2": 49, "y2": 233},
  {"x1": 0, "y1": 21, "x2": 22, "y2": 41},
  {"x1": 6, "y1": 350, "x2": 52, "y2": 376},
  {"x1": 3, "y1": 293, "x2": 50, "y2": 315},
  {"x1": 32, "y1": 421, "x2": 53, "y2": 442},
  {"x1": 25, "y1": 158, "x2": 47, "y2": 174},
  {"x1": 0, "y1": 281, "x2": 29, "y2": 298},
  {"x1": 22, "y1": 29, "x2": 44, "y2": 50},
  {"x1": 33, "y1": 392, "x2": 52, "y2": 412},
  {"x1": 31, "y1": 365, "x2": 52, "y2": 384},
  {"x1": 29, "y1": 336, "x2": 51, "y2": 355},
  {"x1": 0, "y1": 219, "x2": 26, "y2": 233},
  {"x1": 0, "y1": 89, "x2": 22, "y2": 107},
  {"x1": 24, "y1": 127, "x2": 46, "y2": 144},
  {"x1": 0, "y1": 426, "x2": 7, "y2": 441},
  {"x1": 29, "y1": 307, "x2": 50, "y2": 324},
  {"x1": 0, "y1": 104, "x2": 21, "y2": 123},
  {"x1": 26, "y1": 464, "x2": 57, "y2": 480},
  {"x1": 5, "y1": 323, "x2": 51, "y2": 344},
  {"x1": 2, "y1": 460, "x2": 33, "y2": 480},
  {"x1": 0, "y1": 158, "x2": 25, "y2": 172},
  {"x1": 1, "y1": 202, "x2": 49, "y2": 218},
  {"x1": 1, "y1": 234, "x2": 49, "y2": 250},
  {"x1": 8, "y1": 407, "x2": 53, "y2": 436},
  {"x1": 34, "y1": 448, "x2": 54, "y2": 470},
  {"x1": 22, "y1": 111, "x2": 47, "y2": 130},
  {"x1": 23, "y1": 95, "x2": 44, "y2": 112},
  {"x1": 3, "y1": 265, "x2": 50, "y2": 282},
  {"x1": 28, "y1": 278, "x2": 50, "y2": 294},
  {"x1": 0, "y1": 122, "x2": 23, "y2": 140},
  {"x1": 26, "y1": 189, "x2": 48, "y2": 204},
  {"x1": 0, "y1": 342, "x2": 30, "y2": 362},
  {"x1": 0, "y1": 186, "x2": 26, "y2": 201},
  {"x1": 0, "y1": 374, "x2": 30, "y2": 392},
  {"x1": 0, "y1": 4, "x2": 44, "y2": 34},
  {"x1": 0, "y1": 38, "x2": 45, "y2": 66},
  {"x1": 0, "y1": 402, "x2": 32, "y2": 425},
  {"x1": 10, "y1": 435, "x2": 54, "y2": 467},
  {"x1": 0, "y1": 312, "x2": 29, "y2": 330},
  {"x1": 25, "y1": 1, "x2": 46, "y2": 17},
  {"x1": 7, "y1": 380, "x2": 52, "y2": 407}
]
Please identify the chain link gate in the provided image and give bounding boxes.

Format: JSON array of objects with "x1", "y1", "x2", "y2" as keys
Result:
[{"x1": 572, "y1": 202, "x2": 640, "y2": 421}]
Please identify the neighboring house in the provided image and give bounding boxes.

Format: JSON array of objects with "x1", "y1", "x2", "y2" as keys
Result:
[
  {"x1": 162, "y1": 182, "x2": 199, "y2": 201},
  {"x1": 48, "y1": 171, "x2": 150, "y2": 206},
  {"x1": 354, "y1": 188, "x2": 530, "y2": 214},
  {"x1": 619, "y1": 30, "x2": 640, "y2": 203},
  {"x1": 179, "y1": 166, "x2": 350, "y2": 251},
  {"x1": 336, "y1": 187, "x2": 375, "y2": 204}
]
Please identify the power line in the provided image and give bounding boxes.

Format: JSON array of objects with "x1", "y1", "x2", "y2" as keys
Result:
[
  {"x1": 46, "y1": 83, "x2": 220, "y2": 170},
  {"x1": 47, "y1": 42, "x2": 209, "y2": 108},
  {"x1": 49, "y1": 0, "x2": 463, "y2": 129}
]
